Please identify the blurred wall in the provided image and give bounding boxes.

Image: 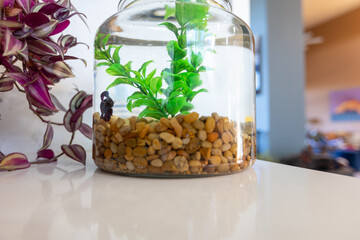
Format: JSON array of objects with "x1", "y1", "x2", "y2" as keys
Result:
[
  {"x1": 251, "y1": 0, "x2": 306, "y2": 159},
  {"x1": 306, "y1": 7, "x2": 360, "y2": 133}
]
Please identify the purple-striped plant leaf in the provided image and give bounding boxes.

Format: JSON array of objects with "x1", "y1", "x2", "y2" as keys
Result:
[
  {"x1": 37, "y1": 149, "x2": 55, "y2": 160},
  {"x1": 3, "y1": 0, "x2": 15, "y2": 7},
  {"x1": 70, "y1": 95, "x2": 92, "y2": 123},
  {"x1": 79, "y1": 123, "x2": 92, "y2": 140},
  {"x1": 24, "y1": 12, "x2": 49, "y2": 28},
  {"x1": 42, "y1": 61, "x2": 74, "y2": 78},
  {"x1": 0, "y1": 153, "x2": 30, "y2": 171},
  {"x1": 0, "y1": 152, "x2": 5, "y2": 161},
  {"x1": 49, "y1": 20, "x2": 69, "y2": 36},
  {"x1": 27, "y1": 39, "x2": 64, "y2": 58},
  {"x1": 61, "y1": 144, "x2": 86, "y2": 165},
  {"x1": 39, "y1": 2, "x2": 64, "y2": 15},
  {"x1": 79, "y1": 94, "x2": 93, "y2": 109},
  {"x1": 42, "y1": 55, "x2": 87, "y2": 67},
  {"x1": 31, "y1": 20, "x2": 58, "y2": 38},
  {"x1": 57, "y1": 0, "x2": 70, "y2": 8},
  {"x1": 50, "y1": 93, "x2": 66, "y2": 111},
  {"x1": 0, "y1": 77, "x2": 14, "y2": 92},
  {"x1": 16, "y1": 0, "x2": 30, "y2": 12},
  {"x1": 36, "y1": 107, "x2": 55, "y2": 116},
  {"x1": 8, "y1": 72, "x2": 57, "y2": 111},
  {"x1": 64, "y1": 110, "x2": 82, "y2": 132},
  {"x1": 40, "y1": 121, "x2": 54, "y2": 150},
  {"x1": 69, "y1": 91, "x2": 86, "y2": 113},
  {"x1": 27, "y1": 39, "x2": 58, "y2": 56},
  {"x1": 3, "y1": 28, "x2": 24, "y2": 57}
]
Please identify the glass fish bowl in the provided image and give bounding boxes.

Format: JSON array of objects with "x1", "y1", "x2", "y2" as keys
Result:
[{"x1": 93, "y1": 0, "x2": 256, "y2": 177}]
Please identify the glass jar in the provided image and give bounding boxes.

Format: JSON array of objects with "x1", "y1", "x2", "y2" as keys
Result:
[{"x1": 93, "y1": 0, "x2": 256, "y2": 177}]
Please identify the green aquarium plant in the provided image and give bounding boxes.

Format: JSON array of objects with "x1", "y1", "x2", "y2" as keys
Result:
[{"x1": 94, "y1": 0, "x2": 212, "y2": 120}]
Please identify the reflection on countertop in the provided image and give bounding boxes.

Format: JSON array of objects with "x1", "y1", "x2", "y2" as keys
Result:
[
  {"x1": 0, "y1": 160, "x2": 257, "y2": 240},
  {"x1": 2, "y1": 160, "x2": 360, "y2": 240}
]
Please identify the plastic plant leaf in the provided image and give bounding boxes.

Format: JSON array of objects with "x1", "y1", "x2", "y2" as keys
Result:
[
  {"x1": 166, "y1": 96, "x2": 186, "y2": 116},
  {"x1": 106, "y1": 63, "x2": 127, "y2": 76},
  {"x1": 131, "y1": 99, "x2": 158, "y2": 109},
  {"x1": 61, "y1": 144, "x2": 86, "y2": 165},
  {"x1": 164, "y1": 5, "x2": 175, "y2": 20},
  {"x1": 159, "y1": 22, "x2": 178, "y2": 38},
  {"x1": 150, "y1": 77, "x2": 162, "y2": 95},
  {"x1": 79, "y1": 123, "x2": 92, "y2": 140},
  {"x1": 40, "y1": 122, "x2": 54, "y2": 150},
  {"x1": 0, "y1": 153, "x2": 30, "y2": 171},
  {"x1": 112, "y1": 45, "x2": 122, "y2": 64},
  {"x1": 167, "y1": 40, "x2": 187, "y2": 61},
  {"x1": 138, "y1": 108, "x2": 165, "y2": 119},
  {"x1": 139, "y1": 60, "x2": 153, "y2": 77},
  {"x1": 106, "y1": 78, "x2": 138, "y2": 90}
]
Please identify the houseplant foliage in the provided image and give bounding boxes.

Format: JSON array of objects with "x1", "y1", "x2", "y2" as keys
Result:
[{"x1": 0, "y1": 0, "x2": 92, "y2": 171}]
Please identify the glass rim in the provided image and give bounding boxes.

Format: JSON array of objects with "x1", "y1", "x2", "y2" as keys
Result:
[{"x1": 118, "y1": 0, "x2": 232, "y2": 12}]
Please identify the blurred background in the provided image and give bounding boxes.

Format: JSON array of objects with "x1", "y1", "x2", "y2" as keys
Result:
[{"x1": 1, "y1": 0, "x2": 360, "y2": 177}]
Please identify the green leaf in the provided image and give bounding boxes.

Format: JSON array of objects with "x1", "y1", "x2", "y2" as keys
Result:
[
  {"x1": 171, "y1": 59, "x2": 194, "y2": 74},
  {"x1": 96, "y1": 62, "x2": 112, "y2": 67},
  {"x1": 139, "y1": 107, "x2": 165, "y2": 119},
  {"x1": 124, "y1": 61, "x2": 133, "y2": 76},
  {"x1": 191, "y1": 52, "x2": 203, "y2": 68},
  {"x1": 113, "y1": 46, "x2": 123, "y2": 63},
  {"x1": 106, "y1": 63, "x2": 126, "y2": 76},
  {"x1": 178, "y1": 34, "x2": 187, "y2": 49},
  {"x1": 139, "y1": 60, "x2": 153, "y2": 77},
  {"x1": 167, "y1": 40, "x2": 187, "y2": 61},
  {"x1": 94, "y1": 50, "x2": 108, "y2": 61},
  {"x1": 181, "y1": 102, "x2": 194, "y2": 112},
  {"x1": 161, "y1": 68, "x2": 180, "y2": 86},
  {"x1": 166, "y1": 96, "x2": 186, "y2": 116},
  {"x1": 127, "y1": 99, "x2": 134, "y2": 112},
  {"x1": 164, "y1": 5, "x2": 176, "y2": 20},
  {"x1": 159, "y1": 22, "x2": 179, "y2": 38},
  {"x1": 150, "y1": 77, "x2": 163, "y2": 95},
  {"x1": 169, "y1": 91, "x2": 182, "y2": 100},
  {"x1": 128, "y1": 91, "x2": 148, "y2": 101},
  {"x1": 175, "y1": 1, "x2": 209, "y2": 29},
  {"x1": 132, "y1": 99, "x2": 158, "y2": 109},
  {"x1": 184, "y1": 72, "x2": 202, "y2": 89},
  {"x1": 102, "y1": 34, "x2": 111, "y2": 49},
  {"x1": 130, "y1": 70, "x2": 142, "y2": 79},
  {"x1": 144, "y1": 69, "x2": 156, "y2": 87},
  {"x1": 106, "y1": 77, "x2": 134, "y2": 90},
  {"x1": 188, "y1": 88, "x2": 208, "y2": 101}
]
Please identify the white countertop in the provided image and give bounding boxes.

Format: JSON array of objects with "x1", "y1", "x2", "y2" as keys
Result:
[{"x1": 1, "y1": 159, "x2": 360, "y2": 240}]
